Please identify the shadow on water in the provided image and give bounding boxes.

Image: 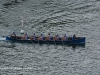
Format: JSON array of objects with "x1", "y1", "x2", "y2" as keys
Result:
[
  {"x1": 0, "y1": 42, "x2": 16, "y2": 48},
  {"x1": 5, "y1": 41, "x2": 85, "y2": 50},
  {"x1": 72, "y1": 44, "x2": 85, "y2": 49},
  {"x1": 65, "y1": 44, "x2": 85, "y2": 49}
]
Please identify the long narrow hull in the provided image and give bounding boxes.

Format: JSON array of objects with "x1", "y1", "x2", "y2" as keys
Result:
[{"x1": 6, "y1": 36, "x2": 86, "y2": 45}]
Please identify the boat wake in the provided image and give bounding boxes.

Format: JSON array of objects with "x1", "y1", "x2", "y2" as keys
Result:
[
  {"x1": 0, "y1": 37, "x2": 6, "y2": 41},
  {"x1": 0, "y1": 37, "x2": 16, "y2": 48}
]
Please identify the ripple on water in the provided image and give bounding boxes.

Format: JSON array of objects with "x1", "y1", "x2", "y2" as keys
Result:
[{"x1": 0, "y1": 0, "x2": 100, "y2": 75}]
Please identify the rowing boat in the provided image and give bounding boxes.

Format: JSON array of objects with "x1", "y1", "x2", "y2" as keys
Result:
[{"x1": 6, "y1": 35, "x2": 86, "y2": 45}]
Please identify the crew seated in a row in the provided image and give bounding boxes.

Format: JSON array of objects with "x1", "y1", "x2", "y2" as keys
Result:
[
  {"x1": 46, "y1": 34, "x2": 68, "y2": 41},
  {"x1": 10, "y1": 32, "x2": 76, "y2": 41},
  {"x1": 22, "y1": 33, "x2": 44, "y2": 40}
]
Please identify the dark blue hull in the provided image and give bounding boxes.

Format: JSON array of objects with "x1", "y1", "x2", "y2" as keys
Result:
[{"x1": 6, "y1": 36, "x2": 86, "y2": 45}]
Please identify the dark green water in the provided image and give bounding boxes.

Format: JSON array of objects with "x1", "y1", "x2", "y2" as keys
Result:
[{"x1": 0, "y1": 0, "x2": 100, "y2": 75}]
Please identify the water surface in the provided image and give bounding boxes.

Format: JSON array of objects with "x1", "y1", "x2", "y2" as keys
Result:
[{"x1": 0, "y1": 0, "x2": 100, "y2": 75}]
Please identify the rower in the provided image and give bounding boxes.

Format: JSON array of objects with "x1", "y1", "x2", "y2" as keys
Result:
[
  {"x1": 54, "y1": 35, "x2": 60, "y2": 40},
  {"x1": 61, "y1": 34, "x2": 68, "y2": 41},
  {"x1": 72, "y1": 34, "x2": 76, "y2": 40},
  {"x1": 46, "y1": 33, "x2": 52, "y2": 40},
  {"x1": 33, "y1": 33, "x2": 36, "y2": 40},
  {"x1": 57, "y1": 35, "x2": 60, "y2": 40},
  {"x1": 24, "y1": 33, "x2": 28, "y2": 40},
  {"x1": 64, "y1": 34, "x2": 68, "y2": 40},
  {"x1": 38, "y1": 34, "x2": 44, "y2": 40},
  {"x1": 11, "y1": 32, "x2": 16, "y2": 36},
  {"x1": 13, "y1": 32, "x2": 16, "y2": 36},
  {"x1": 10, "y1": 32, "x2": 16, "y2": 39}
]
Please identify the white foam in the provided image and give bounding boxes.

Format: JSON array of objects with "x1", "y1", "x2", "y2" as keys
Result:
[{"x1": 0, "y1": 37, "x2": 6, "y2": 41}]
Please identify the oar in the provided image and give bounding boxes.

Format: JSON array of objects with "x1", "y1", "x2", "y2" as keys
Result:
[
  {"x1": 11, "y1": 42, "x2": 16, "y2": 48},
  {"x1": 62, "y1": 35, "x2": 67, "y2": 49},
  {"x1": 30, "y1": 40, "x2": 35, "y2": 48},
  {"x1": 62, "y1": 40, "x2": 65, "y2": 49},
  {"x1": 53, "y1": 37, "x2": 57, "y2": 49},
  {"x1": 38, "y1": 39, "x2": 40, "y2": 50},
  {"x1": 45, "y1": 37, "x2": 49, "y2": 49},
  {"x1": 46, "y1": 39, "x2": 49, "y2": 49},
  {"x1": 21, "y1": 39, "x2": 24, "y2": 50}
]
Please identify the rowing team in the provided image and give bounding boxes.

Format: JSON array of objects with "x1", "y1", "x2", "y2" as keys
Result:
[{"x1": 11, "y1": 32, "x2": 76, "y2": 41}]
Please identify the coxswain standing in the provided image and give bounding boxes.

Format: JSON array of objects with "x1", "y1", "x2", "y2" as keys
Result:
[
  {"x1": 10, "y1": 32, "x2": 16, "y2": 37},
  {"x1": 10, "y1": 32, "x2": 16, "y2": 38},
  {"x1": 11, "y1": 32, "x2": 16, "y2": 37}
]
